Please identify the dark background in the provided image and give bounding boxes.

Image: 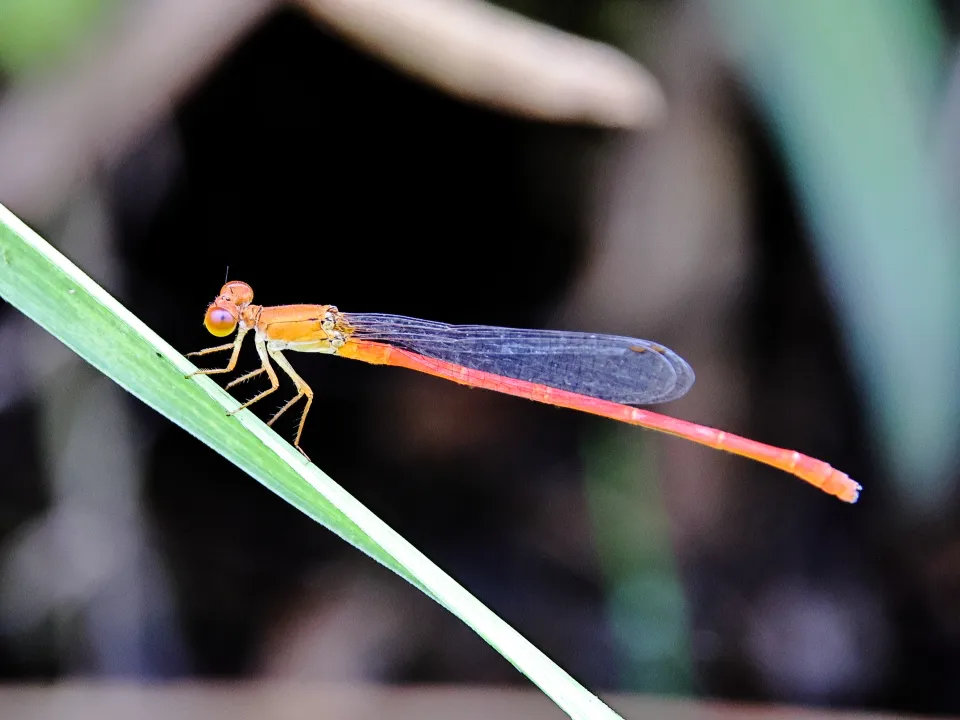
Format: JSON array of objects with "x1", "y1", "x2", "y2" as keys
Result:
[{"x1": 1, "y1": 1, "x2": 959, "y2": 716}]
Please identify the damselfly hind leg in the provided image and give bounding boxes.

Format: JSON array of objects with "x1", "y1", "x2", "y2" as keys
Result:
[
  {"x1": 265, "y1": 346, "x2": 314, "y2": 460},
  {"x1": 226, "y1": 336, "x2": 280, "y2": 415}
]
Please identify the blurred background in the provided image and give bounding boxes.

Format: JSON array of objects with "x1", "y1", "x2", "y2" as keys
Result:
[{"x1": 0, "y1": 0, "x2": 958, "y2": 716}]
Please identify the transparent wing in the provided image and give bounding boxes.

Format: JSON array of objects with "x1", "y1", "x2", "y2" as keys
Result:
[{"x1": 341, "y1": 313, "x2": 695, "y2": 405}]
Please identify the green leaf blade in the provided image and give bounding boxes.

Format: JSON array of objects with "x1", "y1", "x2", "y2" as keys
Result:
[{"x1": 0, "y1": 202, "x2": 623, "y2": 720}]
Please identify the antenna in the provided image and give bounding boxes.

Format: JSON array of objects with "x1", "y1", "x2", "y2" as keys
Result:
[{"x1": 224, "y1": 265, "x2": 230, "y2": 284}]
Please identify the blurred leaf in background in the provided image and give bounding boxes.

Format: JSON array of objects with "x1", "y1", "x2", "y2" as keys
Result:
[
  {"x1": 0, "y1": 0, "x2": 116, "y2": 74},
  {"x1": 710, "y1": 0, "x2": 960, "y2": 513}
]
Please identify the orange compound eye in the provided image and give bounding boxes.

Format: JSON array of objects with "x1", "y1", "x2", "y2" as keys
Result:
[{"x1": 204, "y1": 304, "x2": 238, "y2": 337}]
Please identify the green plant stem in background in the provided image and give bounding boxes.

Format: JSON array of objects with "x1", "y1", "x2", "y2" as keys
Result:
[
  {"x1": 0, "y1": 202, "x2": 624, "y2": 720},
  {"x1": 709, "y1": 0, "x2": 960, "y2": 513},
  {"x1": 583, "y1": 427, "x2": 692, "y2": 694}
]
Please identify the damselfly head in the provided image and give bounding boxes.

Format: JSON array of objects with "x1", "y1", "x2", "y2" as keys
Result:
[
  {"x1": 203, "y1": 281, "x2": 254, "y2": 336},
  {"x1": 218, "y1": 281, "x2": 254, "y2": 306}
]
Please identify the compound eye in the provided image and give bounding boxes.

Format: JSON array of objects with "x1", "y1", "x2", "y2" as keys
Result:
[{"x1": 204, "y1": 305, "x2": 237, "y2": 337}]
